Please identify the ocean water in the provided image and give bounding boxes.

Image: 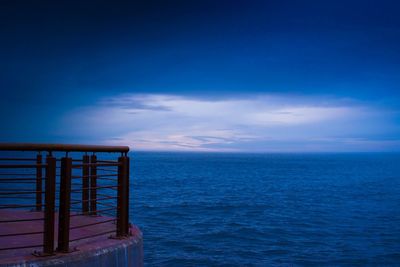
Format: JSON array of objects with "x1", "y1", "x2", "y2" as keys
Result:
[{"x1": 131, "y1": 152, "x2": 400, "y2": 266}]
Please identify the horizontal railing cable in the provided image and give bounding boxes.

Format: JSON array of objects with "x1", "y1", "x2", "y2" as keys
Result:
[
  {"x1": 0, "y1": 143, "x2": 131, "y2": 256},
  {"x1": 70, "y1": 218, "x2": 115, "y2": 230}
]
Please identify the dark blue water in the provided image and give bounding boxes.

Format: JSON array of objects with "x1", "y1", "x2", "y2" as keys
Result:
[{"x1": 131, "y1": 152, "x2": 400, "y2": 266}]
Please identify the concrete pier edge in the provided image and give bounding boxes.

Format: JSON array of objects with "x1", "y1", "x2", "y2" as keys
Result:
[{"x1": 0, "y1": 226, "x2": 143, "y2": 267}]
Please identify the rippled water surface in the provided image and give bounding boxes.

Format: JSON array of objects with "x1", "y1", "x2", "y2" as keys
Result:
[{"x1": 130, "y1": 153, "x2": 400, "y2": 266}]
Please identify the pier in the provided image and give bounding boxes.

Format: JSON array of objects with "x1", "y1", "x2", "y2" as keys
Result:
[{"x1": 0, "y1": 143, "x2": 143, "y2": 266}]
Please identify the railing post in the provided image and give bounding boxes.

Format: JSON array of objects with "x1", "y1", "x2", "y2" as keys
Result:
[
  {"x1": 57, "y1": 156, "x2": 72, "y2": 252},
  {"x1": 82, "y1": 154, "x2": 90, "y2": 214},
  {"x1": 90, "y1": 154, "x2": 97, "y2": 215},
  {"x1": 40, "y1": 154, "x2": 56, "y2": 255},
  {"x1": 117, "y1": 155, "x2": 130, "y2": 237},
  {"x1": 35, "y1": 153, "x2": 42, "y2": 211}
]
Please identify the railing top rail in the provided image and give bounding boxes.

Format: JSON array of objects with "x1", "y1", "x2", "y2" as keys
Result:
[{"x1": 0, "y1": 143, "x2": 129, "y2": 153}]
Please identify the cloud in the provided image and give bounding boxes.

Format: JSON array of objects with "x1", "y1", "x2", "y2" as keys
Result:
[{"x1": 59, "y1": 94, "x2": 400, "y2": 152}]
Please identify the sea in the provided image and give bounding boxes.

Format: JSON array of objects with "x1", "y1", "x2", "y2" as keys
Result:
[{"x1": 131, "y1": 152, "x2": 400, "y2": 266}]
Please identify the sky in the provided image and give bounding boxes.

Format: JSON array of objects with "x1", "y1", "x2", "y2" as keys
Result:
[{"x1": 1, "y1": 0, "x2": 400, "y2": 152}]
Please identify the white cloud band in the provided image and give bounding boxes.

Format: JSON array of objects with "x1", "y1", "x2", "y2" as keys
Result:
[{"x1": 59, "y1": 94, "x2": 400, "y2": 152}]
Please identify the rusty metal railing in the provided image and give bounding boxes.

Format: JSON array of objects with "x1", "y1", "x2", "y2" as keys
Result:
[{"x1": 0, "y1": 143, "x2": 131, "y2": 256}]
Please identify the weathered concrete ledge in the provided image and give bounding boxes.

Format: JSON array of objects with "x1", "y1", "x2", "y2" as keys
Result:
[
  {"x1": 0, "y1": 226, "x2": 143, "y2": 267},
  {"x1": 0, "y1": 210, "x2": 143, "y2": 267}
]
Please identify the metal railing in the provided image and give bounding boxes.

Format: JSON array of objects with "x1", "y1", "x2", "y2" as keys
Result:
[{"x1": 0, "y1": 143, "x2": 130, "y2": 256}]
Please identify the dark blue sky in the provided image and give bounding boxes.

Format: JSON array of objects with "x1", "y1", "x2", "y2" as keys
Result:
[{"x1": 1, "y1": 1, "x2": 400, "y2": 151}]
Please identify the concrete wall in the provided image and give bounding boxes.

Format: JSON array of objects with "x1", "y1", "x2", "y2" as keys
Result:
[{"x1": 2, "y1": 226, "x2": 143, "y2": 267}]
